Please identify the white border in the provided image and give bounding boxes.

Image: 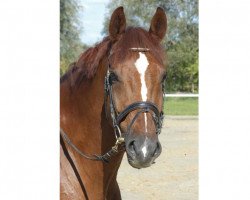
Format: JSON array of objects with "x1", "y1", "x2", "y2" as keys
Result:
[
  {"x1": 200, "y1": 0, "x2": 250, "y2": 199},
  {"x1": 1, "y1": 0, "x2": 250, "y2": 199},
  {"x1": 0, "y1": 1, "x2": 59, "y2": 199}
]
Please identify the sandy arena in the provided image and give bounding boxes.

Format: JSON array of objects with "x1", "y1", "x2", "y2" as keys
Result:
[{"x1": 117, "y1": 116, "x2": 198, "y2": 200}]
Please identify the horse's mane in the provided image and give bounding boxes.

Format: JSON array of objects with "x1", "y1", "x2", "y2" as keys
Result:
[
  {"x1": 60, "y1": 36, "x2": 111, "y2": 86},
  {"x1": 60, "y1": 27, "x2": 164, "y2": 87}
]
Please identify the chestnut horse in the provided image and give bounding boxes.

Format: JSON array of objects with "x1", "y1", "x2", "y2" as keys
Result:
[{"x1": 60, "y1": 7, "x2": 167, "y2": 200}]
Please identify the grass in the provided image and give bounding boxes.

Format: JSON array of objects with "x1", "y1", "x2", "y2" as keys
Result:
[{"x1": 163, "y1": 97, "x2": 198, "y2": 116}]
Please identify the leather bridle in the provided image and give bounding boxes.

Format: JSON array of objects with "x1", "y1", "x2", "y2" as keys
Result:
[
  {"x1": 104, "y1": 63, "x2": 164, "y2": 139},
  {"x1": 61, "y1": 48, "x2": 165, "y2": 163}
]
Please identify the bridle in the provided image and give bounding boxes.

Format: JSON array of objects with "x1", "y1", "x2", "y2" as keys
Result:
[
  {"x1": 104, "y1": 64, "x2": 164, "y2": 139},
  {"x1": 60, "y1": 47, "x2": 165, "y2": 163}
]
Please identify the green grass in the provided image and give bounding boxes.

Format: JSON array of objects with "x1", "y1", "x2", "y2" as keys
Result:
[{"x1": 164, "y1": 97, "x2": 198, "y2": 116}]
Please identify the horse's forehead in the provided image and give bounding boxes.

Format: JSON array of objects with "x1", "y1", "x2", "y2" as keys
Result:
[{"x1": 112, "y1": 51, "x2": 157, "y2": 71}]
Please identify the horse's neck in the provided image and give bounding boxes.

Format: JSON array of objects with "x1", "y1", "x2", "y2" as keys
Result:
[
  {"x1": 61, "y1": 61, "x2": 124, "y2": 197},
  {"x1": 60, "y1": 61, "x2": 115, "y2": 154}
]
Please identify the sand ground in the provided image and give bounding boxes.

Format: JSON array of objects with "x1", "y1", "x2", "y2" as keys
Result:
[{"x1": 117, "y1": 116, "x2": 198, "y2": 200}]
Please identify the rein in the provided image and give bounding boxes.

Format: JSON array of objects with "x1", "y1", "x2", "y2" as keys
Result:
[
  {"x1": 60, "y1": 47, "x2": 165, "y2": 163},
  {"x1": 60, "y1": 128, "x2": 125, "y2": 163}
]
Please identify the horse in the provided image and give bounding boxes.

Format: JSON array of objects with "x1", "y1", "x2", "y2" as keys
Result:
[{"x1": 60, "y1": 6, "x2": 167, "y2": 200}]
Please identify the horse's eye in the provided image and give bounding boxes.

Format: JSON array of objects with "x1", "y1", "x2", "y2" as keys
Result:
[
  {"x1": 109, "y1": 72, "x2": 119, "y2": 84},
  {"x1": 161, "y1": 72, "x2": 167, "y2": 83}
]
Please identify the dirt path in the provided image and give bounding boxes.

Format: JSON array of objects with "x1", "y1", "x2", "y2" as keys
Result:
[{"x1": 117, "y1": 116, "x2": 198, "y2": 200}]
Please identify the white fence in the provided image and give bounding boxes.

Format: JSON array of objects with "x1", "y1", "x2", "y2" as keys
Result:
[{"x1": 164, "y1": 94, "x2": 199, "y2": 97}]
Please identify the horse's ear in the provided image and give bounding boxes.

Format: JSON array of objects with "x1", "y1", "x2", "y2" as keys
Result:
[
  {"x1": 149, "y1": 7, "x2": 167, "y2": 41},
  {"x1": 109, "y1": 7, "x2": 126, "y2": 40}
]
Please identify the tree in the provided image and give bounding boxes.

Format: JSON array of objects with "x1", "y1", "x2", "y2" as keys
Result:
[
  {"x1": 60, "y1": 0, "x2": 86, "y2": 75},
  {"x1": 102, "y1": 0, "x2": 198, "y2": 93}
]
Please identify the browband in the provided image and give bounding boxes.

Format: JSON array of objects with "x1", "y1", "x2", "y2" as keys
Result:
[{"x1": 130, "y1": 47, "x2": 150, "y2": 52}]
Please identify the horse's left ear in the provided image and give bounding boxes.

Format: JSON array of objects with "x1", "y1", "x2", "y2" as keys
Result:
[
  {"x1": 109, "y1": 7, "x2": 126, "y2": 40},
  {"x1": 149, "y1": 7, "x2": 167, "y2": 41}
]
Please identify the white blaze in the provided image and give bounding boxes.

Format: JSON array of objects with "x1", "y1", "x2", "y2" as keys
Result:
[
  {"x1": 142, "y1": 146, "x2": 147, "y2": 157},
  {"x1": 135, "y1": 52, "x2": 149, "y2": 132}
]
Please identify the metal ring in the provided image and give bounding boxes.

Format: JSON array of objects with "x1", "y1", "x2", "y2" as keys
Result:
[{"x1": 114, "y1": 125, "x2": 122, "y2": 138}]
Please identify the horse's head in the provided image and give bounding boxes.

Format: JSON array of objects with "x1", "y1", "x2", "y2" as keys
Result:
[{"x1": 106, "y1": 7, "x2": 167, "y2": 169}]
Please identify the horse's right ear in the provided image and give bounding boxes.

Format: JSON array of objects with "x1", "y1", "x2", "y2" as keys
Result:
[
  {"x1": 109, "y1": 7, "x2": 126, "y2": 40},
  {"x1": 149, "y1": 7, "x2": 167, "y2": 42}
]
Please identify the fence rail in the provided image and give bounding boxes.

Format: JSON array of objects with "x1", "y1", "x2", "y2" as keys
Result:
[{"x1": 164, "y1": 94, "x2": 199, "y2": 97}]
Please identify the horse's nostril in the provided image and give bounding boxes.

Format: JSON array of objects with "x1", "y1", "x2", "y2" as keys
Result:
[
  {"x1": 127, "y1": 140, "x2": 136, "y2": 155},
  {"x1": 153, "y1": 141, "x2": 162, "y2": 157}
]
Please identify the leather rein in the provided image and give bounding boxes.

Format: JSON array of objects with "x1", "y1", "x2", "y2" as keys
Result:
[{"x1": 60, "y1": 48, "x2": 165, "y2": 163}]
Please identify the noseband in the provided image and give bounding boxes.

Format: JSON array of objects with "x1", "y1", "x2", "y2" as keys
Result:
[{"x1": 61, "y1": 48, "x2": 165, "y2": 163}]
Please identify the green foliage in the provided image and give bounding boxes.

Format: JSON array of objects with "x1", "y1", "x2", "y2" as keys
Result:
[
  {"x1": 103, "y1": 0, "x2": 198, "y2": 93},
  {"x1": 60, "y1": 0, "x2": 86, "y2": 75},
  {"x1": 164, "y1": 97, "x2": 198, "y2": 115}
]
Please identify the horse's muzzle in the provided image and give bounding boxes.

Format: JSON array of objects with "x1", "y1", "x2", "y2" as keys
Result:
[{"x1": 125, "y1": 134, "x2": 162, "y2": 169}]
